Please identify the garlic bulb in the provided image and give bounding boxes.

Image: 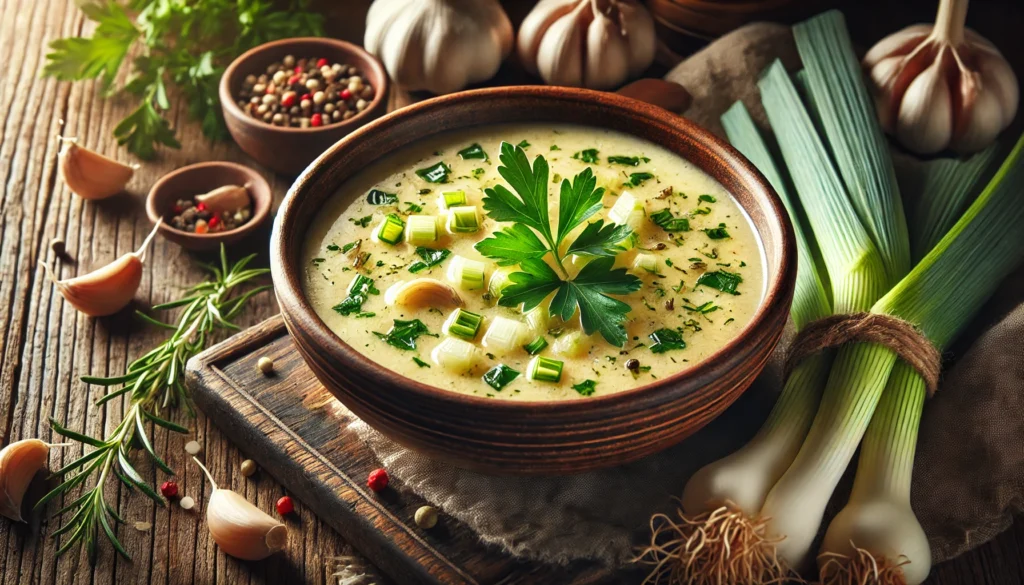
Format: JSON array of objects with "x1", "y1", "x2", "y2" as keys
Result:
[
  {"x1": 41, "y1": 220, "x2": 161, "y2": 317},
  {"x1": 59, "y1": 138, "x2": 136, "y2": 200},
  {"x1": 0, "y1": 439, "x2": 58, "y2": 522},
  {"x1": 364, "y1": 0, "x2": 513, "y2": 95},
  {"x1": 518, "y1": 0, "x2": 656, "y2": 90},
  {"x1": 864, "y1": 0, "x2": 1019, "y2": 154},
  {"x1": 193, "y1": 457, "x2": 287, "y2": 561}
]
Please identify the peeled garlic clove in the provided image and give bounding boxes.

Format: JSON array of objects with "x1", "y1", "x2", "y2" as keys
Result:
[
  {"x1": 59, "y1": 139, "x2": 135, "y2": 200},
  {"x1": 41, "y1": 220, "x2": 162, "y2": 317},
  {"x1": 384, "y1": 278, "x2": 464, "y2": 308},
  {"x1": 195, "y1": 184, "x2": 251, "y2": 214},
  {"x1": 193, "y1": 457, "x2": 287, "y2": 561},
  {"x1": 896, "y1": 59, "x2": 953, "y2": 155},
  {"x1": 585, "y1": 13, "x2": 629, "y2": 90},
  {"x1": 0, "y1": 439, "x2": 52, "y2": 522}
]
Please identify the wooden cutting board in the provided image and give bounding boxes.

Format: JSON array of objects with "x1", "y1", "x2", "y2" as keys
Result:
[{"x1": 185, "y1": 315, "x2": 641, "y2": 585}]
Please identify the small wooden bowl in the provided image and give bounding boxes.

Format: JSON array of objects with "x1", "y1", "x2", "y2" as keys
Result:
[
  {"x1": 271, "y1": 87, "x2": 797, "y2": 475},
  {"x1": 219, "y1": 37, "x2": 389, "y2": 175},
  {"x1": 146, "y1": 162, "x2": 272, "y2": 251}
]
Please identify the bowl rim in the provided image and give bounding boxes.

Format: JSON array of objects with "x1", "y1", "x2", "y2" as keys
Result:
[
  {"x1": 271, "y1": 85, "x2": 795, "y2": 412},
  {"x1": 219, "y1": 36, "x2": 389, "y2": 136},
  {"x1": 146, "y1": 161, "x2": 272, "y2": 242}
]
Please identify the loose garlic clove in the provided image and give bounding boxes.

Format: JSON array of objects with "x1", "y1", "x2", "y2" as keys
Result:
[
  {"x1": 193, "y1": 457, "x2": 287, "y2": 561},
  {"x1": 58, "y1": 138, "x2": 135, "y2": 200},
  {"x1": 41, "y1": 220, "x2": 162, "y2": 317},
  {"x1": 195, "y1": 184, "x2": 251, "y2": 214},
  {"x1": 384, "y1": 278, "x2": 464, "y2": 308},
  {"x1": 0, "y1": 439, "x2": 56, "y2": 522}
]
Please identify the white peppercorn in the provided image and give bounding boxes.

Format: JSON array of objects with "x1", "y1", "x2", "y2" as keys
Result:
[
  {"x1": 414, "y1": 506, "x2": 438, "y2": 529},
  {"x1": 305, "y1": 78, "x2": 321, "y2": 91},
  {"x1": 283, "y1": 54, "x2": 296, "y2": 68},
  {"x1": 355, "y1": 99, "x2": 367, "y2": 111},
  {"x1": 258, "y1": 356, "x2": 274, "y2": 374},
  {"x1": 261, "y1": 93, "x2": 278, "y2": 105}
]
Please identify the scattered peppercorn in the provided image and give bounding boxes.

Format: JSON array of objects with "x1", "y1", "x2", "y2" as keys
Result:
[
  {"x1": 654, "y1": 242, "x2": 667, "y2": 251},
  {"x1": 235, "y1": 55, "x2": 375, "y2": 128},
  {"x1": 185, "y1": 440, "x2": 202, "y2": 455},
  {"x1": 665, "y1": 298, "x2": 675, "y2": 311},
  {"x1": 179, "y1": 496, "x2": 195, "y2": 511},
  {"x1": 51, "y1": 238, "x2": 66, "y2": 256},
  {"x1": 276, "y1": 495, "x2": 295, "y2": 515},
  {"x1": 414, "y1": 505, "x2": 438, "y2": 529},
  {"x1": 367, "y1": 468, "x2": 389, "y2": 492},
  {"x1": 257, "y1": 356, "x2": 274, "y2": 375},
  {"x1": 160, "y1": 480, "x2": 179, "y2": 499},
  {"x1": 168, "y1": 196, "x2": 251, "y2": 234},
  {"x1": 625, "y1": 358, "x2": 640, "y2": 373},
  {"x1": 240, "y1": 459, "x2": 258, "y2": 477}
]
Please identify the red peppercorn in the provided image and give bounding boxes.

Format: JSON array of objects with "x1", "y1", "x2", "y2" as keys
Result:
[
  {"x1": 340, "y1": 89, "x2": 352, "y2": 101},
  {"x1": 294, "y1": 65, "x2": 303, "y2": 74},
  {"x1": 196, "y1": 202, "x2": 207, "y2": 212},
  {"x1": 208, "y1": 215, "x2": 220, "y2": 228},
  {"x1": 311, "y1": 113, "x2": 323, "y2": 127},
  {"x1": 281, "y1": 93, "x2": 296, "y2": 108},
  {"x1": 160, "y1": 481, "x2": 178, "y2": 498},
  {"x1": 316, "y1": 58, "x2": 329, "y2": 68},
  {"x1": 172, "y1": 204, "x2": 183, "y2": 214},
  {"x1": 276, "y1": 495, "x2": 294, "y2": 515},
  {"x1": 301, "y1": 93, "x2": 312, "y2": 102},
  {"x1": 367, "y1": 468, "x2": 389, "y2": 492},
  {"x1": 288, "y1": 74, "x2": 302, "y2": 86}
]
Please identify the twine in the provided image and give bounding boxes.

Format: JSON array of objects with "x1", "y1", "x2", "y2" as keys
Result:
[{"x1": 784, "y1": 312, "x2": 942, "y2": 396}]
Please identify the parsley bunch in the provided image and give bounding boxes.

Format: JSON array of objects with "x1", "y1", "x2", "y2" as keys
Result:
[
  {"x1": 43, "y1": 0, "x2": 324, "y2": 159},
  {"x1": 475, "y1": 142, "x2": 640, "y2": 346}
]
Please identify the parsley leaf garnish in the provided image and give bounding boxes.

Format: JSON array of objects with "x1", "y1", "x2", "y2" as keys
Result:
[
  {"x1": 696, "y1": 270, "x2": 743, "y2": 294},
  {"x1": 607, "y1": 155, "x2": 650, "y2": 166},
  {"x1": 627, "y1": 172, "x2": 655, "y2": 186},
  {"x1": 572, "y1": 379, "x2": 597, "y2": 396},
  {"x1": 373, "y1": 319, "x2": 437, "y2": 350},
  {"x1": 332, "y1": 275, "x2": 379, "y2": 316},
  {"x1": 408, "y1": 247, "x2": 451, "y2": 273},
  {"x1": 572, "y1": 148, "x2": 600, "y2": 163},
  {"x1": 649, "y1": 328, "x2": 686, "y2": 353},
  {"x1": 483, "y1": 364, "x2": 520, "y2": 390},
  {"x1": 698, "y1": 194, "x2": 717, "y2": 203},
  {"x1": 350, "y1": 215, "x2": 373, "y2": 228},
  {"x1": 649, "y1": 209, "x2": 690, "y2": 232},
  {"x1": 517, "y1": 140, "x2": 531, "y2": 149},
  {"x1": 704, "y1": 223, "x2": 730, "y2": 239}
]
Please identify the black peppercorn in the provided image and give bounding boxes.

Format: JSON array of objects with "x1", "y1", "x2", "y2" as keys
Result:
[{"x1": 625, "y1": 358, "x2": 640, "y2": 372}]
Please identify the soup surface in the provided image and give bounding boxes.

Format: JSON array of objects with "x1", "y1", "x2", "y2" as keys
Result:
[{"x1": 302, "y1": 124, "x2": 765, "y2": 401}]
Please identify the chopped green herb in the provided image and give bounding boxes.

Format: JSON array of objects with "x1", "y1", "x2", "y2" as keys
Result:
[
  {"x1": 627, "y1": 172, "x2": 655, "y2": 186},
  {"x1": 523, "y1": 336, "x2": 549, "y2": 355},
  {"x1": 404, "y1": 201, "x2": 424, "y2": 213},
  {"x1": 416, "y1": 161, "x2": 451, "y2": 183},
  {"x1": 408, "y1": 247, "x2": 451, "y2": 273},
  {"x1": 572, "y1": 379, "x2": 597, "y2": 396},
  {"x1": 350, "y1": 215, "x2": 373, "y2": 228},
  {"x1": 649, "y1": 209, "x2": 690, "y2": 232},
  {"x1": 311, "y1": 257, "x2": 325, "y2": 265},
  {"x1": 572, "y1": 148, "x2": 600, "y2": 163},
  {"x1": 326, "y1": 244, "x2": 340, "y2": 251},
  {"x1": 725, "y1": 318, "x2": 736, "y2": 325},
  {"x1": 649, "y1": 328, "x2": 686, "y2": 353},
  {"x1": 607, "y1": 155, "x2": 650, "y2": 166},
  {"x1": 483, "y1": 364, "x2": 520, "y2": 391},
  {"x1": 367, "y1": 189, "x2": 398, "y2": 205},
  {"x1": 413, "y1": 356, "x2": 431, "y2": 368},
  {"x1": 671, "y1": 280, "x2": 685, "y2": 292},
  {"x1": 740, "y1": 261, "x2": 747, "y2": 267},
  {"x1": 704, "y1": 224, "x2": 731, "y2": 239},
  {"x1": 683, "y1": 300, "x2": 719, "y2": 314},
  {"x1": 373, "y1": 319, "x2": 437, "y2": 350},
  {"x1": 665, "y1": 259, "x2": 674, "y2": 267},
  {"x1": 332, "y1": 275, "x2": 379, "y2": 316},
  {"x1": 517, "y1": 140, "x2": 531, "y2": 149},
  {"x1": 341, "y1": 240, "x2": 361, "y2": 254},
  {"x1": 458, "y1": 143, "x2": 488, "y2": 160},
  {"x1": 698, "y1": 194, "x2": 717, "y2": 203},
  {"x1": 355, "y1": 311, "x2": 376, "y2": 318},
  {"x1": 550, "y1": 145, "x2": 561, "y2": 151},
  {"x1": 692, "y1": 206, "x2": 712, "y2": 215},
  {"x1": 696, "y1": 270, "x2": 743, "y2": 294},
  {"x1": 472, "y1": 168, "x2": 485, "y2": 178}
]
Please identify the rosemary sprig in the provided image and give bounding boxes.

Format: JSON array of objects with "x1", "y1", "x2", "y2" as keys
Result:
[{"x1": 38, "y1": 246, "x2": 270, "y2": 563}]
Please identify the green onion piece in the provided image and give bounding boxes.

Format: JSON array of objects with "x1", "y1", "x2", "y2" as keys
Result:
[
  {"x1": 527, "y1": 356, "x2": 563, "y2": 383},
  {"x1": 633, "y1": 253, "x2": 661, "y2": 275},
  {"x1": 488, "y1": 266, "x2": 514, "y2": 299},
  {"x1": 446, "y1": 205, "x2": 480, "y2": 233},
  {"x1": 482, "y1": 364, "x2": 520, "y2": 391},
  {"x1": 572, "y1": 379, "x2": 597, "y2": 396},
  {"x1": 447, "y1": 255, "x2": 486, "y2": 290},
  {"x1": 438, "y1": 189, "x2": 468, "y2": 210},
  {"x1": 443, "y1": 308, "x2": 484, "y2": 340},
  {"x1": 405, "y1": 215, "x2": 439, "y2": 245},
  {"x1": 481, "y1": 316, "x2": 526, "y2": 354},
  {"x1": 373, "y1": 213, "x2": 405, "y2": 245},
  {"x1": 523, "y1": 336, "x2": 548, "y2": 355},
  {"x1": 431, "y1": 337, "x2": 478, "y2": 373}
]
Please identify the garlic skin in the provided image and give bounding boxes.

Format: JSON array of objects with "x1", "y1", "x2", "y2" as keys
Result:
[
  {"x1": 0, "y1": 439, "x2": 52, "y2": 522},
  {"x1": 41, "y1": 220, "x2": 161, "y2": 317},
  {"x1": 364, "y1": 0, "x2": 513, "y2": 95},
  {"x1": 59, "y1": 139, "x2": 135, "y2": 200},
  {"x1": 193, "y1": 457, "x2": 287, "y2": 561},
  {"x1": 864, "y1": 0, "x2": 1019, "y2": 154},
  {"x1": 518, "y1": 0, "x2": 656, "y2": 90}
]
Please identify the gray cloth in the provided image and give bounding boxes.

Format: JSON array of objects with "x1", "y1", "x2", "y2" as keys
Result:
[{"x1": 352, "y1": 22, "x2": 1024, "y2": 567}]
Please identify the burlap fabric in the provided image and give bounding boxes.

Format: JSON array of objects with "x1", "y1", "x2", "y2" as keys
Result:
[{"x1": 351, "y1": 22, "x2": 1024, "y2": 566}]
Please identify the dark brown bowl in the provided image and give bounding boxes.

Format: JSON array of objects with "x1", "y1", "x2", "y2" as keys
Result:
[
  {"x1": 146, "y1": 162, "x2": 272, "y2": 251},
  {"x1": 271, "y1": 86, "x2": 796, "y2": 475},
  {"x1": 219, "y1": 37, "x2": 389, "y2": 175}
]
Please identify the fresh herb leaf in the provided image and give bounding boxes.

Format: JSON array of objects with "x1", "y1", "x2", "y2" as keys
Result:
[
  {"x1": 572, "y1": 379, "x2": 597, "y2": 396},
  {"x1": 550, "y1": 145, "x2": 561, "y2": 151},
  {"x1": 413, "y1": 356, "x2": 431, "y2": 368},
  {"x1": 517, "y1": 140, "x2": 531, "y2": 148},
  {"x1": 499, "y1": 259, "x2": 563, "y2": 310},
  {"x1": 408, "y1": 247, "x2": 451, "y2": 273},
  {"x1": 373, "y1": 319, "x2": 437, "y2": 350},
  {"x1": 481, "y1": 142, "x2": 553, "y2": 243},
  {"x1": 627, "y1": 172, "x2": 655, "y2": 186},
  {"x1": 607, "y1": 155, "x2": 650, "y2": 166},
  {"x1": 682, "y1": 301, "x2": 719, "y2": 314},
  {"x1": 416, "y1": 161, "x2": 452, "y2": 183},
  {"x1": 341, "y1": 240, "x2": 361, "y2": 253},
  {"x1": 572, "y1": 148, "x2": 600, "y2": 163},
  {"x1": 566, "y1": 220, "x2": 633, "y2": 257},
  {"x1": 472, "y1": 168, "x2": 486, "y2": 178},
  {"x1": 548, "y1": 258, "x2": 641, "y2": 347},
  {"x1": 367, "y1": 189, "x2": 398, "y2": 205},
  {"x1": 649, "y1": 209, "x2": 690, "y2": 232},
  {"x1": 332, "y1": 275, "x2": 379, "y2": 316},
  {"x1": 350, "y1": 215, "x2": 373, "y2": 228},
  {"x1": 649, "y1": 328, "x2": 686, "y2": 353},
  {"x1": 704, "y1": 224, "x2": 731, "y2": 239},
  {"x1": 458, "y1": 143, "x2": 488, "y2": 160},
  {"x1": 475, "y1": 224, "x2": 548, "y2": 266},
  {"x1": 404, "y1": 201, "x2": 424, "y2": 213},
  {"x1": 483, "y1": 364, "x2": 520, "y2": 390},
  {"x1": 696, "y1": 270, "x2": 743, "y2": 294},
  {"x1": 557, "y1": 167, "x2": 606, "y2": 242},
  {"x1": 698, "y1": 194, "x2": 717, "y2": 203},
  {"x1": 326, "y1": 244, "x2": 341, "y2": 251}
]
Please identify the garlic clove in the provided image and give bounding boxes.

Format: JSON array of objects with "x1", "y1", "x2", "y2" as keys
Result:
[
  {"x1": 616, "y1": 1, "x2": 657, "y2": 77},
  {"x1": 951, "y1": 84, "x2": 1005, "y2": 154},
  {"x1": 862, "y1": 24, "x2": 932, "y2": 68},
  {"x1": 0, "y1": 439, "x2": 52, "y2": 522},
  {"x1": 195, "y1": 184, "x2": 251, "y2": 214},
  {"x1": 384, "y1": 278, "x2": 464, "y2": 308},
  {"x1": 974, "y1": 51, "x2": 1020, "y2": 127},
  {"x1": 41, "y1": 220, "x2": 162, "y2": 317},
  {"x1": 585, "y1": 13, "x2": 630, "y2": 90},
  {"x1": 535, "y1": 1, "x2": 590, "y2": 87},
  {"x1": 517, "y1": 0, "x2": 576, "y2": 76},
  {"x1": 59, "y1": 139, "x2": 135, "y2": 200},
  {"x1": 868, "y1": 56, "x2": 906, "y2": 132},
  {"x1": 193, "y1": 457, "x2": 287, "y2": 561},
  {"x1": 896, "y1": 57, "x2": 953, "y2": 155}
]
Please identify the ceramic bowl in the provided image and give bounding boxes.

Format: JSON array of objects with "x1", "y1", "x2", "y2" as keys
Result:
[
  {"x1": 219, "y1": 37, "x2": 389, "y2": 175},
  {"x1": 271, "y1": 86, "x2": 796, "y2": 475},
  {"x1": 146, "y1": 161, "x2": 272, "y2": 251}
]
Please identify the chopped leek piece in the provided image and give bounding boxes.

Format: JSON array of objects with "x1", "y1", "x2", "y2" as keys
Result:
[
  {"x1": 416, "y1": 161, "x2": 451, "y2": 183},
  {"x1": 523, "y1": 336, "x2": 548, "y2": 355},
  {"x1": 446, "y1": 255, "x2": 486, "y2": 290},
  {"x1": 525, "y1": 306, "x2": 549, "y2": 336},
  {"x1": 405, "y1": 215, "x2": 439, "y2": 245},
  {"x1": 438, "y1": 189, "x2": 468, "y2": 210},
  {"x1": 527, "y1": 356, "x2": 563, "y2": 383},
  {"x1": 488, "y1": 266, "x2": 514, "y2": 299},
  {"x1": 482, "y1": 364, "x2": 520, "y2": 391},
  {"x1": 373, "y1": 213, "x2": 405, "y2": 245},
  {"x1": 481, "y1": 316, "x2": 526, "y2": 354},
  {"x1": 367, "y1": 189, "x2": 398, "y2": 205},
  {"x1": 457, "y1": 143, "x2": 488, "y2": 160},
  {"x1": 633, "y1": 253, "x2": 661, "y2": 275},
  {"x1": 608, "y1": 191, "x2": 645, "y2": 229},
  {"x1": 443, "y1": 308, "x2": 483, "y2": 340},
  {"x1": 446, "y1": 205, "x2": 481, "y2": 233},
  {"x1": 431, "y1": 337, "x2": 478, "y2": 373},
  {"x1": 552, "y1": 331, "x2": 588, "y2": 358}
]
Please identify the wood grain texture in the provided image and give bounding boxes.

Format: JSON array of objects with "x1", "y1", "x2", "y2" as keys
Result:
[{"x1": 0, "y1": 0, "x2": 1020, "y2": 583}]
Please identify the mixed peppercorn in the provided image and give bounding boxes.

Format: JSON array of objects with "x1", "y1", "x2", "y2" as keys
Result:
[
  {"x1": 169, "y1": 196, "x2": 252, "y2": 234},
  {"x1": 236, "y1": 55, "x2": 375, "y2": 128}
]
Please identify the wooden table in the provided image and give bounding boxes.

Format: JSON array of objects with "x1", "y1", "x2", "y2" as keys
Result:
[{"x1": 0, "y1": 0, "x2": 1021, "y2": 583}]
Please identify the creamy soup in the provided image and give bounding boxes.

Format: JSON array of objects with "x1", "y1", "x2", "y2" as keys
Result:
[{"x1": 302, "y1": 124, "x2": 765, "y2": 401}]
